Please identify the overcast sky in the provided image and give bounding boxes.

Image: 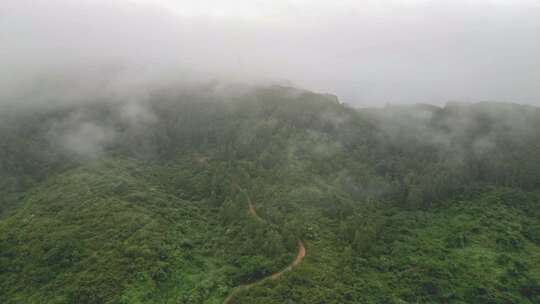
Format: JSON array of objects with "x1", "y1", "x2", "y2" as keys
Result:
[{"x1": 1, "y1": 0, "x2": 540, "y2": 106}]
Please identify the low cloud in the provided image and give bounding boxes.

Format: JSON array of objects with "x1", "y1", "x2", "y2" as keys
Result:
[
  {"x1": 1, "y1": 0, "x2": 540, "y2": 107},
  {"x1": 48, "y1": 119, "x2": 116, "y2": 159}
]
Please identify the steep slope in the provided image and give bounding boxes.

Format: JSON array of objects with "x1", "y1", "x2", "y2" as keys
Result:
[{"x1": 1, "y1": 85, "x2": 540, "y2": 303}]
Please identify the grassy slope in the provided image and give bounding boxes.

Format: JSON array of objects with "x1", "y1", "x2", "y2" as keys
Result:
[
  {"x1": 2, "y1": 157, "x2": 540, "y2": 304},
  {"x1": 0, "y1": 158, "x2": 233, "y2": 303},
  {"x1": 0, "y1": 155, "x2": 299, "y2": 304},
  {"x1": 234, "y1": 190, "x2": 540, "y2": 304}
]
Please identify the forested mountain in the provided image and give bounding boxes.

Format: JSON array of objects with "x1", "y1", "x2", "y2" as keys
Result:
[{"x1": 1, "y1": 85, "x2": 540, "y2": 303}]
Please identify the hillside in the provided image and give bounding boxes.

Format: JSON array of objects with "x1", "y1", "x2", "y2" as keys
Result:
[{"x1": 1, "y1": 86, "x2": 540, "y2": 303}]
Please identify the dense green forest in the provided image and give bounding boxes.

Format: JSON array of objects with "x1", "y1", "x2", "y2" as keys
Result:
[{"x1": 1, "y1": 85, "x2": 540, "y2": 303}]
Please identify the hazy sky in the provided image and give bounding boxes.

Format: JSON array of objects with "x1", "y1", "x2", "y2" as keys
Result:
[{"x1": 1, "y1": 0, "x2": 540, "y2": 106}]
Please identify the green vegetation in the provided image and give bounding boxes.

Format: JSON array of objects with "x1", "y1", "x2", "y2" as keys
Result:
[{"x1": 1, "y1": 86, "x2": 540, "y2": 303}]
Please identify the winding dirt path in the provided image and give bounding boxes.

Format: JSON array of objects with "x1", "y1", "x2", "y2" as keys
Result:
[
  {"x1": 270, "y1": 240, "x2": 305, "y2": 280},
  {"x1": 223, "y1": 185, "x2": 306, "y2": 304},
  {"x1": 247, "y1": 196, "x2": 257, "y2": 218}
]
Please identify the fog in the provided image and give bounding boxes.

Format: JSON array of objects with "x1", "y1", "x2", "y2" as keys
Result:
[{"x1": 2, "y1": 0, "x2": 540, "y2": 106}]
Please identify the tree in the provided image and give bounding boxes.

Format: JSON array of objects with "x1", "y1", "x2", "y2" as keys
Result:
[
  {"x1": 264, "y1": 230, "x2": 285, "y2": 257},
  {"x1": 406, "y1": 186, "x2": 424, "y2": 210}
]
